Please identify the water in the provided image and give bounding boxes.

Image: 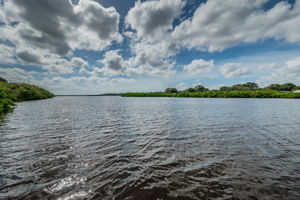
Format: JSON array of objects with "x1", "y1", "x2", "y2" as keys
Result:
[{"x1": 0, "y1": 96, "x2": 300, "y2": 200}]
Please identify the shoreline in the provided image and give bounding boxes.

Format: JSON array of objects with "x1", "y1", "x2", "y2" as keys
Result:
[{"x1": 122, "y1": 90, "x2": 300, "y2": 99}]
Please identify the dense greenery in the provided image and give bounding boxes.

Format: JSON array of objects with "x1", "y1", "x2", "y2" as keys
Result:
[
  {"x1": 0, "y1": 77, "x2": 54, "y2": 114},
  {"x1": 0, "y1": 88, "x2": 14, "y2": 114},
  {"x1": 164, "y1": 88, "x2": 178, "y2": 93},
  {"x1": 184, "y1": 85, "x2": 209, "y2": 92},
  {"x1": 265, "y1": 83, "x2": 296, "y2": 91},
  {"x1": 220, "y1": 82, "x2": 259, "y2": 91},
  {"x1": 123, "y1": 82, "x2": 300, "y2": 99},
  {"x1": 123, "y1": 90, "x2": 300, "y2": 98}
]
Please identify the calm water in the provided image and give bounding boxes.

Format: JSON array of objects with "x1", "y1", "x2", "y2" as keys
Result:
[{"x1": 0, "y1": 96, "x2": 300, "y2": 200}]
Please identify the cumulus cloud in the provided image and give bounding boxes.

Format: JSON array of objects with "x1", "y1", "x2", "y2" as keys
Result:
[
  {"x1": 123, "y1": 0, "x2": 183, "y2": 77},
  {"x1": 176, "y1": 82, "x2": 189, "y2": 90},
  {"x1": 184, "y1": 59, "x2": 214, "y2": 75},
  {"x1": 40, "y1": 75, "x2": 173, "y2": 95},
  {"x1": 130, "y1": 39, "x2": 178, "y2": 68},
  {"x1": 71, "y1": 57, "x2": 88, "y2": 68},
  {"x1": 220, "y1": 63, "x2": 250, "y2": 78},
  {"x1": 100, "y1": 50, "x2": 125, "y2": 71},
  {"x1": 257, "y1": 56, "x2": 300, "y2": 86},
  {"x1": 89, "y1": 48, "x2": 176, "y2": 77},
  {"x1": 172, "y1": 0, "x2": 300, "y2": 51},
  {"x1": 17, "y1": 51, "x2": 42, "y2": 64},
  {"x1": 284, "y1": 56, "x2": 300, "y2": 75},
  {"x1": 17, "y1": 53, "x2": 89, "y2": 74},
  {"x1": 0, "y1": 0, "x2": 122, "y2": 55},
  {"x1": 0, "y1": 67, "x2": 35, "y2": 83},
  {"x1": 0, "y1": 44, "x2": 16, "y2": 64},
  {"x1": 90, "y1": 50, "x2": 126, "y2": 76},
  {"x1": 126, "y1": 0, "x2": 184, "y2": 40}
]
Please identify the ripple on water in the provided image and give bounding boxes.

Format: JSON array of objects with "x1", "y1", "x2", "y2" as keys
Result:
[{"x1": 0, "y1": 97, "x2": 300, "y2": 199}]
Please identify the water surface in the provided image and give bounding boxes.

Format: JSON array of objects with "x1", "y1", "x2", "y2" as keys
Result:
[{"x1": 0, "y1": 96, "x2": 300, "y2": 199}]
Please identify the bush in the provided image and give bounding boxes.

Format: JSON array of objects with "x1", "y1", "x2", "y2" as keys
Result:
[
  {"x1": 278, "y1": 83, "x2": 296, "y2": 91},
  {"x1": 194, "y1": 85, "x2": 209, "y2": 92},
  {"x1": 0, "y1": 77, "x2": 54, "y2": 114},
  {"x1": 0, "y1": 77, "x2": 8, "y2": 83},
  {"x1": 266, "y1": 84, "x2": 281, "y2": 90},
  {"x1": 0, "y1": 88, "x2": 14, "y2": 114},
  {"x1": 164, "y1": 88, "x2": 178, "y2": 93}
]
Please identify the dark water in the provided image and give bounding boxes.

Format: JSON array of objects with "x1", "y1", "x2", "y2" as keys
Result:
[{"x1": 0, "y1": 97, "x2": 300, "y2": 200}]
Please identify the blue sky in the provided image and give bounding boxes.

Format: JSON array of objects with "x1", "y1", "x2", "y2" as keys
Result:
[{"x1": 0, "y1": 0, "x2": 300, "y2": 94}]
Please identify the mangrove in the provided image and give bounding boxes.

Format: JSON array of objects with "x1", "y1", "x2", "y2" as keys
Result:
[{"x1": 123, "y1": 82, "x2": 300, "y2": 99}]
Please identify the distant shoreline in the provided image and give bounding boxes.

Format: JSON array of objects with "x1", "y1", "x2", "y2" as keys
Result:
[{"x1": 122, "y1": 91, "x2": 300, "y2": 99}]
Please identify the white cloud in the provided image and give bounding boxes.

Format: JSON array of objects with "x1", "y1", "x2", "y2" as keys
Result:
[
  {"x1": 184, "y1": 59, "x2": 214, "y2": 75},
  {"x1": 126, "y1": 0, "x2": 184, "y2": 41},
  {"x1": 0, "y1": 67, "x2": 35, "y2": 83},
  {"x1": 176, "y1": 82, "x2": 189, "y2": 90},
  {"x1": 124, "y1": 0, "x2": 183, "y2": 77},
  {"x1": 220, "y1": 63, "x2": 250, "y2": 78},
  {"x1": 0, "y1": 44, "x2": 16, "y2": 64},
  {"x1": 257, "y1": 56, "x2": 300, "y2": 86},
  {"x1": 0, "y1": 0, "x2": 122, "y2": 55},
  {"x1": 40, "y1": 75, "x2": 174, "y2": 95},
  {"x1": 71, "y1": 57, "x2": 88, "y2": 68},
  {"x1": 172, "y1": 0, "x2": 300, "y2": 51},
  {"x1": 100, "y1": 50, "x2": 125, "y2": 71}
]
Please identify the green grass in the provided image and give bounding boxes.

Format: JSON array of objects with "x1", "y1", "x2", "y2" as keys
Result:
[
  {"x1": 122, "y1": 90, "x2": 300, "y2": 99},
  {"x1": 0, "y1": 79, "x2": 55, "y2": 114}
]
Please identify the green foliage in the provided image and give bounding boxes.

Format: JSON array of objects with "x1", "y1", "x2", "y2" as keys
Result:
[
  {"x1": 294, "y1": 86, "x2": 300, "y2": 90},
  {"x1": 278, "y1": 83, "x2": 296, "y2": 91},
  {"x1": 0, "y1": 77, "x2": 54, "y2": 114},
  {"x1": 0, "y1": 88, "x2": 14, "y2": 114},
  {"x1": 194, "y1": 85, "x2": 209, "y2": 92},
  {"x1": 265, "y1": 83, "x2": 296, "y2": 91},
  {"x1": 221, "y1": 82, "x2": 259, "y2": 91},
  {"x1": 185, "y1": 88, "x2": 196, "y2": 92},
  {"x1": 184, "y1": 85, "x2": 209, "y2": 92},
  {"x1": 219, "y1": 86, "x2": 232, "y2": 91},
  {"x1": 164, "y1": 88, "x2": 178, "y2": 93},
  {"x1": 123, "y1": 90, "x2": 300, "y2": 99},
  {"x1": 123, "y1": 82, "x2": 300, "y2": 99},
  {"x1": 0, "y1": 77, "x2": 8, "y2": 83},
  {"x1": 242, "y1": 82, "x2": 259, "y2": 90},
  {"x1": 266, "y1": 84, "x2": 281, "y2": 90}
]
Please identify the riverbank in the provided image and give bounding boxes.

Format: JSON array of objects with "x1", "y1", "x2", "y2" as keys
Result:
[
  {"x1": 122, "y1": 90, "x2": 300, "y2": 98},
  {"x1": 0, "y1": 78, "x2": 54, "y2": 114}
]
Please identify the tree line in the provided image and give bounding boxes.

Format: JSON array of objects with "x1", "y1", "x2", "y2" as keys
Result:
[{"x1": 164, "y1": 82, "x2": 300, "y2": 93}]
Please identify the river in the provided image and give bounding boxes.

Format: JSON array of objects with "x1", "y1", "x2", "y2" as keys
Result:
[{"x1": 0, "y1": 96, "x2": 299, "y2": 199}]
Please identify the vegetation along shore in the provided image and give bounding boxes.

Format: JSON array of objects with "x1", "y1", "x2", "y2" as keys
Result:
[
  {"x1": 0, "y1": 77, "x2": 54, "y2": 114},
  {"x1": 123, "y1": 82, "x2": 300, "y2": 98}
]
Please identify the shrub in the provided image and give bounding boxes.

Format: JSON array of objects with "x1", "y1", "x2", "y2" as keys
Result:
[{"x1": 164, "y1": 88, "x2": 178, "y2": 93}]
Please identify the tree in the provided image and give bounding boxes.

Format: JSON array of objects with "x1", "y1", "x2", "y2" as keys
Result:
[
  {"x1": 185, "y1": 88, "x2": 196, "y2": 92},
  {"x1": 243, "y1": 82, "x2": 259, "y2": 90},
  {"x1": 0, "y1": 77, "x2": 8, "y2": 83},
  {"x1": 266, "y1": 84, "x2": 281, "y2": 90},
  {"x1": 164, "y1": 88, "x2": 178, "y2": 93},
  {"x1": 219, "y1": 86, "x2": 232, "y2": 91},
  {"x1": 194, "y1": 85, "x2": 209, "y2": 92},
  {"x1": 278, "y1": 83, "x2": 296, "y2": 91},
  {"x1": 231, "y1": 84, "x2": 249, "y2": 91},
  {"x1": 294, "y1": 86, "x2": 300, "y2": 90}
]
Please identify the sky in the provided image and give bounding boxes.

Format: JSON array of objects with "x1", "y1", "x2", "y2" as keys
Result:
[{"x1": 0, "y1": 0, "x2": 300, "y2": 95}]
